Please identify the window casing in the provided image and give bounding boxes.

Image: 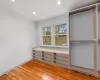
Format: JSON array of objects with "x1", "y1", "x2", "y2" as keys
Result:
[
  {"x1": 42, "y1": 24, "x2": 67, "y2": 47},
  {"x1": 42, "y1": 27, "x2": 51, "y2": 45},
  {"x1": 54, "y1": 24, "x2": 67, "y2": 46}
]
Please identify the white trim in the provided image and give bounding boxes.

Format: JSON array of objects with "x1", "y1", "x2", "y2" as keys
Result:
[
  {"x1": 52, "y1": 24, "x2": 55, "y2": 46},
  {"x1": 54, "y1": 34, "x2": 66, "y2": 35},
  {"x1": 67, "y1": 14, "x2": 69, "y2": 48},
  {"x1": 41, "y1": 23, "x2": 68, "y2": 47},
  {"x1": 54, "y1": 23, "x2": 68, "y2": 47},
  {"x1": 41, "y1": 27, "x2": 43, "y2": 45},
  {"x1": 42, "y1": 26, "x2": 52, "y2": 45},
  {"x1": 42, "y1": 35, "x2": 51, "y2": 36}
]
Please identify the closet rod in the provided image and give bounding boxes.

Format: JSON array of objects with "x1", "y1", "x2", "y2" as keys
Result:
[
  {"x1": 70, "y1": 40, "x2": 96, "y2": 43},
  {"x1": 69, "y1": 4, "x2": 96, "y2": 15}
]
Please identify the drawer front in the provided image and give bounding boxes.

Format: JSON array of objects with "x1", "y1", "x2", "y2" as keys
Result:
[
  {"x1": 35, "y1": 51, "x2": 42, "y2": 57},
  {"x1": 44, "y1": 52, "x2": 53, "y2": 55},
  {"x1": 56, "y1": 56, "x2": 68, "y2": 62},
  {"x1": 56, "y1": 60, "x2": 68, "y2": 66},
  {"x1": 44, "y1": 60, "x2": 54, "y2": 64},
  {"x1": 44, "y1": 54, "x2": 53, "y2": 58},
  {"x1": 56, "y1": 54, "x2": 68, "y2": 58},
  {"x1": 44, "y1": 57, "x2": 53, "y2": 62},
  {"x1": 56, "y1": 63, "x2": 68, "y2": 68},
  {"x1": 34, "y1": 56, "x2": 42, "y2": 60}
]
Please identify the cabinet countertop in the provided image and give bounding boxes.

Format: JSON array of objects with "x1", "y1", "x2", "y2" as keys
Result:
[{"x1": 33, "y1": 48, "x2": 69, "y2": 55}]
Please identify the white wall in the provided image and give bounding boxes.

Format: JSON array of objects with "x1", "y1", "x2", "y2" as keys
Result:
[
  {"x1": 0, "y1": 8, "x2": 36, "y2": 75},
  {"x1": 36, "y1": 14, "x2": 69, "y2": 50}
]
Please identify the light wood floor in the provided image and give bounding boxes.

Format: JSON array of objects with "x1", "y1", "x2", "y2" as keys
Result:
[{"x1": 0, "y1": 59, "x2": 99, "y2": 80}]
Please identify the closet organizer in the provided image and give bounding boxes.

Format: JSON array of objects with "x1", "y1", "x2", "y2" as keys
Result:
[{"x1": 69, "y1": 5, "x2": 98, "y2": 76}]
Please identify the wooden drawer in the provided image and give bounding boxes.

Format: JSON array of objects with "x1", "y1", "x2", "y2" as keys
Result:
[
  {"x1": 56, "y1": 56, "x2": 68, "y2": 62},
  {"x1": 35, "y1": 51, "x2": 42, "y2": 57},
  {"x1": 44, "y1": 54, "x2": 53, "y2": 58},
  {"x1": 44, "y1": 52, "x2": 53, "y2": 55},
  {"x1": 56, "y1": 54, "x2": 68, "y2": 58},
  {"x1": 44, "y1": 57, "x2": 53, "y2": 62},
  {"x1": 56, "y1": 63, "x2": 68, "y2": 68},
  {"x1": 34, "y1": 56, "x2": 42, "y2": 60},
  {"x1": 56, "y1": 59, "x2": 68, "y2": 66},
  {"x1": 44, "y1": 60, "x2": 54, "y2": 64}
]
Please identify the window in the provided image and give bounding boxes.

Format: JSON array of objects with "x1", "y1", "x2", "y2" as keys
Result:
[
  {"x1": 42, "y1": 24, "x2": 67, "y2": 47},
  {"x1": 42, "y1": 27, "x2": 51, "y2": 45},
  {"x1": 55, "y1": 24, "x2": 67, "y2": 46}
]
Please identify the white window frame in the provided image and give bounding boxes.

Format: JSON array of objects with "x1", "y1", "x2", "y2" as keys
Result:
[
  {"x1": 42, "y1": 26, "x2": 52, "y2": 46},
  {"x1": 41, "y1": 23, "x2": 68, "y2": 48}
]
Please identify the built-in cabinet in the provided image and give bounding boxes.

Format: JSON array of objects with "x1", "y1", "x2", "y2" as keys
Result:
[{"x1": 33, "y1": 48, "x2": 69, "y2": 69}]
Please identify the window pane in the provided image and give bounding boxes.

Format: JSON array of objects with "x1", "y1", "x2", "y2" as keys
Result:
[
  {"x1": 43, "y1": 27, "x2": 51, "y2": 35},
  {"x1": 43, "y1": 36, "x2": 51, "y2": 45},
  {"x1": 55, "y1": 24, "x2": 67, "y2": 34},
  {"x1": 55, "y1": 35, "x2": 67, "y2": 46}
]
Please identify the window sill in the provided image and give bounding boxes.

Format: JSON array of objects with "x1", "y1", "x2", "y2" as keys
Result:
[{"x1": 40, "y1": 45, "x2": 68, "y2": 48}]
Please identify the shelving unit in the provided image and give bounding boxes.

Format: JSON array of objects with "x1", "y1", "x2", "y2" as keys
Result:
[
  {"x1": 33, "y1": 48, "x2": 69, "y2": 69},
  {"x1": 69, "y1": 4, "x2": 98, "y2": 76},
  {"x1": 69, "y1": 2, "x2": 100, "y2": 77}
]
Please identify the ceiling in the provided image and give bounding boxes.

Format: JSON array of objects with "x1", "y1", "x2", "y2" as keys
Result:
[{"x1": 0, "y1": 0, "x2": 97, "y2": 21}]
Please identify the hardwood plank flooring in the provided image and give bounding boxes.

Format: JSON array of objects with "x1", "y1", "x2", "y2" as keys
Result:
[{"x1": 0, "y1": 59, "x2": 99, "y2": 80}]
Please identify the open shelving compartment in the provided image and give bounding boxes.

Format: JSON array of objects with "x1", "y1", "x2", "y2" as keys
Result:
[{"x1": 69, "y1": 4, "x2": 99, "y2": 77}]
